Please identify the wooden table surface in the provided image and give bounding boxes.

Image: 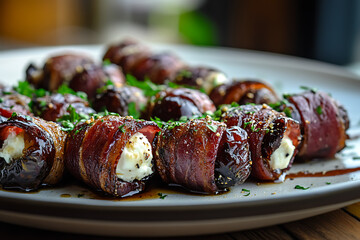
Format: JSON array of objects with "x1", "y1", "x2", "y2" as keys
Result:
[{"x1": 1, "y1": 202, "x2": 359, "y2": 240}]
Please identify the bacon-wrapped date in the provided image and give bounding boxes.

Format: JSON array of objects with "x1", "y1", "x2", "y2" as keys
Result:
[
  {"x1": 222, "y1": 104, "x2": 301, "y2": 181},
  {"x1": 0, "y1": 92, "x2": 32, "y2": 117},
  {"x1": 170, "y1": 66, "x2": 230, "y2": 94},
  {"x1": 210, "y1": 80, "x2": 279, "y2": 107},
  {"x1": 93, "y1": 86, "x2": 146, "y2": 117},
  {"x1": 26, "y1": 53, "x2": 94, "y2": 91},
  {"x1": 130, "y1": 52, "x2": 185, "y2": 84},
  {"x1": 0, "y1": 114, "x2": 66, "y2": 191},
  {"x1": 154, "y1": 118, "x2": 251, "y2": 194},
  {"x1": 103, "y1": 39, "x2": 151, "y2": 74},
  {"x1": 69, "y1": 63, "x2": 125, "y2": 100},
  {"x1": 65, "y1": 116, "x2": 161, "y2": 197},
  {"x1": 146, "y1": 88, "x2": 216, "y2": 121},
  {"x1": 103, "y1": 40, "x2": 185, "y2": 84},
  {"x1": 31, "y1": 93, "x2": 95, "y2": 122},
  {"x1": 280, "y1": 91, "x2": 349, "y2": 159}
]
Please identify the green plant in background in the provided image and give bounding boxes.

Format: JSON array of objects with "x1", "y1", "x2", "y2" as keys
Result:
[{"x1": 179, "y1": 11, "x2": 218, "y2": 46}]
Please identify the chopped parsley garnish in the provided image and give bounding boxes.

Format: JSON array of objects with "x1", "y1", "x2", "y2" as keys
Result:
[
  {"x1": 61, "y1": 120, "x2": 75, "y2": 132},
  {"x1": 158, "y1": 193, "x2": 167, "y2": 199},
  {"x1": 11, "y1": 112, "x2": 18, "y2": 118},
  {"x1": 300, "y1": 86, "x2": 317, "y2": 93},
  {"x1": 316, "y1": 105, "x2": 323, "y2": 115},
  {"x1": 241, "y1": 188, "x2": 250, "y2": 196},
  {"x1": 206, "y1": 123, "x2": 218, "y2": 133},
  {"x1": 126, "y1": 74, "x2": 164, "y2": 97},
  {"x1": 96, "y1": 79, "x2": 114, "y2": 94},
  {"x1": 150, "y1": 116, "x2": 165, "y2": 128},
  {"x1": 57, "y1": 84, "x2": 88, "y2": 101},
  {"x1": 102, "y1": 59, "x2": 112, "y2": 66},
  {"x1": 326, "y1": 182, "x2": 331, "y2": 185},
  {"x1": 14, "y1": 81, "x2": 48, "y2": 98},
  {"x1": 243, "y1": 121, "x2": 252, "y2": 128},
  {"x1": 128, "y1": 102, "x2": 140, "y2": 119},
  {"x1": 57, "y1": 105, "x2": 90, "y2": 132},
  {"x1": 176, "y1": 69, "x2": 192, "y2": 78},
  {"x1": 294, "y1": 185, "x2": 310, "y2": 190},
  {"x1": 119, "y1": 124, "x2": 126, "y2": 133},
  {"x1": 283, "y1": 107, "x2": 292, "y2": 118}
]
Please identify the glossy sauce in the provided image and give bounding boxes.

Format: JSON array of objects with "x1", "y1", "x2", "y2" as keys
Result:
[{"x1": 286, "y1": 167, "x2": 360, "y2": 179}]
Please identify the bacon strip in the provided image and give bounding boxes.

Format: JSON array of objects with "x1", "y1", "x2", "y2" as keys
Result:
[{"x1": 284, "y1": 91, "x2": 349, "y2": 159}]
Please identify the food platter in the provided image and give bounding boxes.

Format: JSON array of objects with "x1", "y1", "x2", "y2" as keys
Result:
[{"x1": 0, "y1": 44, "x2": 359, "y2": 237}]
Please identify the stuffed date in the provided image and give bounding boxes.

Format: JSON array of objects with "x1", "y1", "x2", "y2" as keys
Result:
[
  {"x1": 146, "y1": 87, "x2": 216, "y2": 121},
  {"x1": 170, "y1": 66, "x2": 230, "y2": 94},
  {"x1": 278, "y1": 90, "x2": 349, "y2": 159},
  {"x1": 69, "y1": 63, "x2": 125, "y2": 100},
  {"x1": 64, "y1": 115, "x2": 161, "y2": 197},
  {"x1": 221, "y1": 104, "x2": 301, "y2": 181},
  {"x1": 210, "y1": 80, "x2": 279, "y2": 107},
  {"x1": 0, "y1": 114, "x2": 66, "y2": 191},
  {"x1": 31, "y1": 93, "x2": 95, "y2": 122},
  {"x1": 154, "y1": 118, "x2": 251, "y2": 194},
  {"x1": 26, "y1": 53, "x2": 94, "y2": 91}
]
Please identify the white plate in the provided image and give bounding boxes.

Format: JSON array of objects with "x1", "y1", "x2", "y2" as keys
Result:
[{"x1": 0, "y1": 44, "x2": 359, "y2": 237}]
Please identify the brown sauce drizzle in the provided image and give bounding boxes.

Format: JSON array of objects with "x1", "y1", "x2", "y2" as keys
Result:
[{"x1": 286, "y1": 167, "x2": 360, "y2": 179}]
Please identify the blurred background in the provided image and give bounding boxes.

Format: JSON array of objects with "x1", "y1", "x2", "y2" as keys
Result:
[{"x1": 0, "y1": 0, "x2": 359, "y2": 65}]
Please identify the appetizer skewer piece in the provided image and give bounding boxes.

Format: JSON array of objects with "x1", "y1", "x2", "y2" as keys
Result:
[
  {"x1": 31, "y1": 93, "x2": 95, "y2": 122},
  {"x1": 130, "y1": 53, "x2": 185, "y2": 85},
  {"x1": 154, "y1": 118, "x2": 251, "y2": 194},
  {"x1": 170, "y1": 66, "x2": 230, "y2": 94},
  {"x1": 280, "y1": 90, "x2": 349, "y2": 159},
  {"x1": 69, "y1": 63, "x2": 125, "y2": 100},
  {"x1": 103, "y1": 39, "x2": 151, "y2": 74},
  {"x1": 0, "y1": 114, "x2": 66, "y2": 191},
  {"x1": 93, "y1": 86, "x2": 147, "y2": 117},
  {"x1": 210, "y1": 80, "x2": 279, "y2": 107},
  {"x1": 103, "y1": 40, "x2": 185, "y2": 84},
  {"x1": 221, "y1": 104, "x2": 301, "y2": 181},
  {"x1": 26, "y1": 53, "x2": 94, "y2": 91},
  {"x1": 146, "y1": 87, "x2": 216, "y2": 121},
  {"x1": 65, "y1": 115, "x2": 161, "y2": 197}
]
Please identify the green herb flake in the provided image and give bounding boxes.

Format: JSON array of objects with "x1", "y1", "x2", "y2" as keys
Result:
[
  {"x1": 241, "y1": 188, "x2": 250, "y2": 196},
  {"x1": 326, "y1": 182, "x2": 331, "y2": 185},
  {"x1": 300, "y1": 86, "x2": 317, "y2": 93},
  {"x1": 283, "y1": 107, "x2": 292, "y2": 118},
  {"x1": 177, "y1": 69, "x2": 192, "y2": 78},
  {"x1": 128, "y1": 102, "x2": 140, "y2": 119},
  {"x1": 119, "y1": 124, "x2": 126, "y2": 133},
  {"x1": 11, "y1": 112, "x2": 17, "y2": 118},
  {"x1": 353, "y1": 156, "x2": 360, "y2": 160},
  {"x1": 126, "y1": 74, "x2": 164, "y2": 97},
  {"x1": 294, "y1": 185, "x2": 310, "y2": 190},
  {"x1": 57, "y1": 84, "x2": 88, "y2": 101},
  {"x1": 206, "y1": 124, "x2": 218, "y2": 133},
  {"x1": 61, "y1": 120, "x2": 75, "y2": 132},
  {"x1": 243, "y1": 121, "x2": 252, "y2": 128},
  {"x1": 158, "y1": 193, "x2": 167, "y2": 199},
  {"x1": 316, "y1": 105, "x2": 323, "y2": 115},
  {"x1": 102, "y1": 59, "x2": 112, "y2": 66}
]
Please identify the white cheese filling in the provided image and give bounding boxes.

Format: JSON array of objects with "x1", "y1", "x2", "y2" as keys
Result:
[
  {"x1": 0, "y1": 132, "x2": 25, "y2": 164},
  {"x1": 203, "y1": 72, "x2": 229, "y2": 94},
  {"x1": 116, "y1": 132, "x2": 153, "y2": 182},
  {"x1": 269, "y1": 137, "x2": 295, "y2": 170}
]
